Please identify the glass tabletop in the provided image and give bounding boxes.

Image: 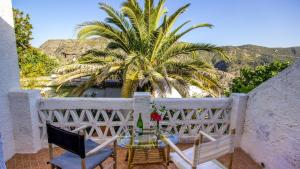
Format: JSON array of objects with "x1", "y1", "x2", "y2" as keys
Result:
[{"x1": 117, "y1": 128, "x2": 179, "y2": 148}]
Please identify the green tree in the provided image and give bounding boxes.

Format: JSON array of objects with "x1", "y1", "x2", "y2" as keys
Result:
[
  {"x1": 56, "y1": 0, "x2": 227, "y2": 97},
  {"x1": 13, "y1": 8, "x2": 33, "y2": 54},
  {"x1": 13, "y1": 8, "x2": 58, "y2": 78},
  {"x1": 19, "y1": 48, "x2": 58, "y2": 77},
  {"x1": 228, "y1": 61, "x2": 290, "y2": 94}
]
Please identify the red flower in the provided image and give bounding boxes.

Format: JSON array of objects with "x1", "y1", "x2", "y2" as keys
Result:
[{"x1": 151, "y1": 112, "x2": 162, "y2": 121}]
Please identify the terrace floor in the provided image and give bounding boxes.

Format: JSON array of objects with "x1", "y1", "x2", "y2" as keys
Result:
[{"x1": 6, "y1": 144, "x2": 262, "y2": 169}]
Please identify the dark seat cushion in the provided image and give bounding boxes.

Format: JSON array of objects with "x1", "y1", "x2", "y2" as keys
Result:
[{"x1": 50, "y1": 139, "x2": 113, "y2": 169}]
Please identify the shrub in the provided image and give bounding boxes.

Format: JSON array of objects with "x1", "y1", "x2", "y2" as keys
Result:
[
  {"x1": 228, "y1": 61, "x2": 290, "y2": 94},
  {"x1": 19, "y1": 47, "x2": 58, "y2": 77}
]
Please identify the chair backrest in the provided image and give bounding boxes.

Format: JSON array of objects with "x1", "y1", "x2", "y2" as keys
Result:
[
  {"x1": 46, "y1": 122, "x2": 86, "y2": 158},
  {"x1": 193, "y1": 134, "x2": 235, "y2": 165}
]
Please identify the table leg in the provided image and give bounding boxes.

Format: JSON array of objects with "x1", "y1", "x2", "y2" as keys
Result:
[
  {"x1": 128, "y1": 148, "x2": 135, "y2": 169},
  {"x1": 125, "y1": 150, "x2": 129, "y2": 161},
  {"x1": 166, "y1": 145, "x2": 170, "y2": 168},
  {"x1": 167, "y1": 145, "x2": 170, "y2": 165},
  {"x1": 162, "y1": 148, "x2": 168, "y2": 169},
  {"x1": 128, "y1": 148, "x2": 132, "y2": 169}
]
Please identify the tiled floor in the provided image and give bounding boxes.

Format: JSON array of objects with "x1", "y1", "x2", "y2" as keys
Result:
[{"x1": 6, "y1": 144, "x2": 262, "y2": 169}]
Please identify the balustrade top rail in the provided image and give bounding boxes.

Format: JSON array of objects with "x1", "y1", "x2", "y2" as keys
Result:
[
  {"x1": 39, "y1": 98, "x2": 134, "y2": 110},
  {"x1": 153, "y1": 98, "x2": 232, "y2": 109},
  {"x1": 39, "y1": 97, "x2": 232, "y2": 110}
]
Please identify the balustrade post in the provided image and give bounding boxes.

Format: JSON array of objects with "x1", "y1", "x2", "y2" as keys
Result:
[
  {"x1": 133, "y1": 92, "x2": 152, "y2": 129},
  {"x1": 230, "y1": 93, "x2": 248, "y2": 147},
  {"x1": 8, "y1": 90, "x2": 42, "y2": 153}
]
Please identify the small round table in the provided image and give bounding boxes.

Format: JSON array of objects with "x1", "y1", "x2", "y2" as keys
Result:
[{"x1": 117, "y1": 129, "x2": 179, "y2": 169}]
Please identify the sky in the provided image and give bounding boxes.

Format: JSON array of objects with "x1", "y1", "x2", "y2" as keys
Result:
[{"x1": 12, "y1": 0, "x2": 300, "y2": 48}]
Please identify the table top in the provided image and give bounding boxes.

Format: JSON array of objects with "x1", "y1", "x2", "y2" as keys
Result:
[{"x1": 117, "y1": 129, "x2": 179, "y2": 148}]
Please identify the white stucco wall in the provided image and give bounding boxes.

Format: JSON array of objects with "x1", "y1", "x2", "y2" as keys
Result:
[
  {"x1": 9, "y1": 90, "x2": 42, "y2": 154},
  {"x1": 0, "y1": 0, "x2": 20, "y2": 160},
  {"x1": 241, "y1": 60, "x2": 300, "y2": 169}
]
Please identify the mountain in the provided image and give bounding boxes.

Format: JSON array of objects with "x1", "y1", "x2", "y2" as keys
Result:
[
  {"x1": 215, "y1": 45, "x2": 300, "y2": 73},
  {"x1": 39, "y1": 39, "x2": 299, "y2": 90},
  {"x1": 39, "y1": 39, "x2": 300, "y2": 73},
  {"x1": 39, "y1": 38, "x2": 112, "y2": 63}
]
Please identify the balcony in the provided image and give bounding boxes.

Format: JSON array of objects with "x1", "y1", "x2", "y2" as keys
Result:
[
  {"x1": 0, "y1": 62, "x2": 299, "y2": 169},
  {"x1": 5, "y1": 92, "x2": 262, "y2": 169}
]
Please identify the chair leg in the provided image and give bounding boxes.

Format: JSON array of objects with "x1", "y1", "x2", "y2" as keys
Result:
[
  {"x1": 113, "y1": 140, "x2": 117, "y2": 169},
  {"x1": 48, "y1": 144, "x2": 54, "y2": 169},
  {"x1": 228, "y1": 152, "x2": 234, "y2": 169},
  {"x1": 81, "y1": 159, "x2": 86, "y2": 169},
  {"x1": 50, "y1": 165, "x2": 60, "y2": 169}
]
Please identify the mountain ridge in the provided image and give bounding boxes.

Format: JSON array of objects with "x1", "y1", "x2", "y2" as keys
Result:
[{"x1": 39, "y1": 38, "x2": 300, "y2": 73}]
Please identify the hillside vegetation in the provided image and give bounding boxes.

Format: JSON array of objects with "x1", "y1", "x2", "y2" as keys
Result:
[
  {"x1": 40, "y1": 39, "x2": 299, "y2": 73},
  {"x1": 213, "y1": 45, "x2": 299, "y2": 73},
  {"x1": 39, "y1": 39, "x2": 299, "y2": 81}
]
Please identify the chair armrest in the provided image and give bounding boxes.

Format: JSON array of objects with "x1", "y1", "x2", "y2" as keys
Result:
[
  {"x1": 72, "y1": 125, "x2": 90, "y2": 133},
  {"x1": 86, "y1": 135, "x2": 118, "y2": 157},
  {"x1": 161, "y1": 136, "x2": 194, "y2": 166},
  {"x1": 199, "y1": 130, "x2": 216, "y2": 141}
]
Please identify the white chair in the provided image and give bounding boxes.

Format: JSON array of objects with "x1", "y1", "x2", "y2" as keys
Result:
[{"x1": 162, "y1": 129, "x2": 235, "y2": 169}]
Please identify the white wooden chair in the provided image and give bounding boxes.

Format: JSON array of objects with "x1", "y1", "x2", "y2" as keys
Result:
[{"x1": 162, "y1": 129, "x2": 235, "y2": 169}]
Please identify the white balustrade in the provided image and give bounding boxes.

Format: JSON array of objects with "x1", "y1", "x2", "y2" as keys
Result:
[
  {"x1": 38, "y1": 98, "x2": 134, "y2": 143},
  {"x1": 153, "y1": 98, "x2": 232, "y2": 139},
  {"x1": 38, "y1": 93, "x2": 242, "y2": 145}
]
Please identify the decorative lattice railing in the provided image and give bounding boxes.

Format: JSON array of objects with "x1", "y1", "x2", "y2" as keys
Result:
[
  {"x1": 38, "y1": 94, "x2": 233, "y2": 144},
  {"x1": 153, "y1": 98, "x2": 232, "y2": 139},
  {"x1": 39, "y1": 98, "x2": 134, "y2": 142}
]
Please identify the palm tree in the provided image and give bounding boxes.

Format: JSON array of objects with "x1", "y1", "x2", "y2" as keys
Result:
[{"x1": 56, "y1": 0, "x2": 227, "y2": 97}]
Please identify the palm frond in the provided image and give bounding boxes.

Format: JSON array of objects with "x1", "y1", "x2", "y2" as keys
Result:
[
  {"x1": 122, "y1": 1, "x2": 147, "y2": 40},
  {"x1": 71, "y1": 76, "x2": 96, "y2": 96},
  {"x1": 55, "y1": 64, "x2": 103, "y2": 75},
  {"x1": 189, "y1": 78, "x2": 220, "y2": 97},
  {"x1": 152, "y1": 0, "x2": 167, "y2": 29},
  {"x1": 162, "y1": 43, "x2": 225, "y2": 61},
  {"x1": 77, "y1": 21, "x2": 129, "y2": 52},
  {"x1": 162, "y1": 3, "x2": 190, "y2": 34},
  {"x1": 144, "y1": 0, "x2": 154, "y2": 34},
  {"x1": 150, "y1": 29, "x2": 165, "y2": 62},
  {"x1": 99, "y1": 3, "x2": 131, "y2": 32},
  {"x1": 163, "y1": 23, "x2": 214, "y2": 49},
  {"x1": 167, "y1": 76, "x2": 190, "y2": 97},
  {"x1": 169, "y1": 21, "x2": 190, "y2": 36}
]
